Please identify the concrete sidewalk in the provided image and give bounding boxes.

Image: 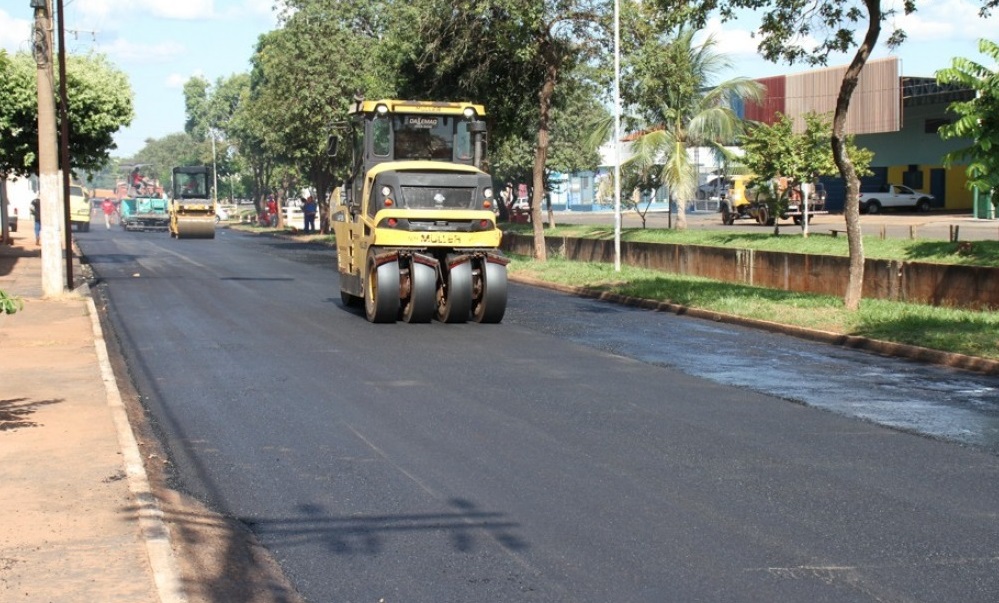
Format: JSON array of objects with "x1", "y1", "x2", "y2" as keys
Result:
[{"x1": 0, "y1": 229, "x2": 184, "y2": 602}]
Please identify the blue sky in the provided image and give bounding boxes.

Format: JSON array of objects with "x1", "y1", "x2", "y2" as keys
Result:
[{"x1": 2, "y1": 1, "x2": 996, "y2": 159}]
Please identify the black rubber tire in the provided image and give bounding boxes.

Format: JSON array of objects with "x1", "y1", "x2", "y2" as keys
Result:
[
  {"x1": 472, "y1": 260, "x2": 507, "y2": 324},
  {"x1": 865, "y1": 201, "x2": 881, "y2": 215},
  {"x1": 436, "y1": 261, "x2": 472, "y2": 323},
  {"x1": 365, "y1": 255, "x2": 400, "y2": 323},
  {"x1": 917, "y1": 198, "x2": 931, "y2": 212},
  {"x1": 402, "y1": 261, "x2": 436, "y2": 323}
]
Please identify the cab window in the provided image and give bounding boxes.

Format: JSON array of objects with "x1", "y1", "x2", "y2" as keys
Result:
[{"x1": 372, "y1": 119, "x2": 390, "y2": 157}]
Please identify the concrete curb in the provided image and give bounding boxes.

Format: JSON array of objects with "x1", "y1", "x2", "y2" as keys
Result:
[
  {"x1": 84, "y1": 288, "x2": 188, "y2": 603},
  {"x1": 509, "y1": 274, "x2": 999, "y2": 376},
  {"x1": 249, "y1": 230, "x2": 999, "y2": 375}
]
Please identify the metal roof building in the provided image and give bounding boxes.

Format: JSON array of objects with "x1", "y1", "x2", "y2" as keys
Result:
[{"x1": 742, "y1": 57, "x2": 980, "y2": 212}]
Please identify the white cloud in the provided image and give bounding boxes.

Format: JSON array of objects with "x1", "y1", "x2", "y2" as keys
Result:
[
  {"x1": 75, "y1": 0, "x2": 215, "y2": 23},
  {"x1": 143, "y1": 0, "x2": 215, "y2": 21},
  {"x1": 75, "y1": 0, "x2": 119, "y2": 22},
  {"x1": 0, "y1": 9, "x2": 32, "y2": 54},
  {"x1": 242, "y1": 0, "x2": 280, "y2": 17},
  {"x1": 165, "y1": 69, "x2": 204, "y2": 88},
  {"x1": 698, "y1": 18, "x2": 762, "y2": 62},
  {"x1": 99, "y1": 37, "x2": 186, "y2": 62},
  {"x1": 891, "y1": 0, "x2": 995, "y2": 43}
]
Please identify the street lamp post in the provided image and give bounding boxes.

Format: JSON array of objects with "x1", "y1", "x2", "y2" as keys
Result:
[
  {"x1": 613, "y1": 0, "x2": 622, "y2": 272},
  {"x1": 210, "y1": 129, "x2": 218, "y2": 203}
]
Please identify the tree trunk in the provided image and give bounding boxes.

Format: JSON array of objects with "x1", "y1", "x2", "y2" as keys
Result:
[
  {"x1": 529, "y1": 51, "x2": 557, "y2": 262},
  {"x1": 833, "y1": 0, "x2": 881, "y2": 311},
  {"x1": 674, "y1": 140, "x2": 688, "y2": 230},
  {"x1": 0, "y1": 178, "x2": 9, "y2": 245}
]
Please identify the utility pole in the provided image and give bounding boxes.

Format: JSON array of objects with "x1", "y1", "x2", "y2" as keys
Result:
[{"x1": 33, "y1": 0, "x2": 66, "y2": 296}]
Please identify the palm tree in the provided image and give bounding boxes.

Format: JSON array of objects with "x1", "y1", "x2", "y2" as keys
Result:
[{"x1": 624, "y1": 28, "x2": 763, "y2": 229}]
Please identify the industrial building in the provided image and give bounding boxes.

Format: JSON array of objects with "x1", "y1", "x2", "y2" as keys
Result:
[{"x1": 549, "y1": 56, "x2": 989, "y2": 217}]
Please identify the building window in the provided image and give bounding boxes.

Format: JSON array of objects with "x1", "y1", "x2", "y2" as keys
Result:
[
  {"x1": 902, "y1": 165, "x2": 924, "y2": 189},
  {"x1": 925, "y1": 118, "x2": 949, "y2": 134}
]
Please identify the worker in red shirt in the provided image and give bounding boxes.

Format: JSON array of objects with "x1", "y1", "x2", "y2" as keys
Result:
[{"x1": 101, "y1": 198, "x2": 116, "y2": 229}]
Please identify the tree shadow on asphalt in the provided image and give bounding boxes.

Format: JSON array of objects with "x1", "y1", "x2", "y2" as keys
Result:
[{"x1": 241, "y1": 497, "x2": 526, "y2": 557}]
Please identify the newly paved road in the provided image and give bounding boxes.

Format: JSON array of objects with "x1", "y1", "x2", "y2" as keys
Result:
[{"x1": 78, "y1": 226, "x2": 999, "y2": 602}]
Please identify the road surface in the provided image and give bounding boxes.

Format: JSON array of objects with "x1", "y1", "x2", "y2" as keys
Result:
[{"x1": 78, "y1": 226, "x2": 999, "y2": 602}]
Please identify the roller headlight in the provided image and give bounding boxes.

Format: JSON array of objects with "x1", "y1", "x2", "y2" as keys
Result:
[{"x1": 483, "y1": 187, "x2": 493, "y2": 199}]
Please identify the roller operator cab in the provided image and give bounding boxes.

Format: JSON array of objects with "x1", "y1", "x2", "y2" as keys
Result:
[
  {"x1": 330, "y1": 99, "x2": 508, "y2": 324},
  {"x1": 169, "y1": 166, "x2": 216, "y2": 239}
]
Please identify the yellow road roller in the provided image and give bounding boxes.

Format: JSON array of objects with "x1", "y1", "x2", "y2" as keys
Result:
[
  {"x1": 329, "y1": 99, "x2": 507, "y2": 324},
  {"x1": 170, "y1": 166, "x2": 216, "y2": 239}
]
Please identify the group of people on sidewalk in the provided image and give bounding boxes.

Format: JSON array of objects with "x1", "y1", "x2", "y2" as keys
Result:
[
  {"x1": 259, "y1": 195, "x2": 317, "y2": 233},
  {"x1": 302, "y1": 195, "x2": 317, "y2": 234}
]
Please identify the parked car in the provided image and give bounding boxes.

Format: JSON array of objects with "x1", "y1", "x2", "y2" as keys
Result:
[
  {"x1": 68, "y1": 183, "x2": 91, "y2": 232},
  {"x1": 858, "y1": 184, "x2": 934, "y2": 214}
]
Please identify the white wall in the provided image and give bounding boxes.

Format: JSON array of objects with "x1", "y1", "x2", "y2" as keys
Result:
[{"x1": 3, "y1": 175, "x2": 39, "y2": 217}]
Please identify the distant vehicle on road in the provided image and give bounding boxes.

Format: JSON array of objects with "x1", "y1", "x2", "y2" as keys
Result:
[
  {"x1": 859, "y1": 184, "x2": 934, "y2": 214},
  {"x1": 696, "y1": 176, "x2": 730, "y2": 200},
  {"x1": 121, "y1": 196, "x2": 169, "y2": 232},
  {"x1": 69, "y1": 183, "x2": 91, "y2": 232}
]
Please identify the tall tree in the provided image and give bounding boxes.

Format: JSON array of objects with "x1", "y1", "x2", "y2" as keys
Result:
[
  {"x1": 182, "y1": 73, "x2": 251, "y2": 198},
  {"x1": 184, "y1": 76, "x2": 212, "y2": 142},
  {"x1": 247, "y1": 0, "x2": 393, "y2": 228},
  {"x1": 394, "y1": 0, "x2": 612, "y2": 261},
  {"x1": 657, "y1": 0, "x2": 998, "y2": 309},
  {"x1": 621, "y1": 28, "x2": 762, "y2": 230},
  {"x1": 936, "y1": 38, "x2": 999, "y2": 213},
  {"x1": 0, "y1": 50, "x2": 132, "y2": 246},
  {"x1": 128, "y1": 132, "x2": 204, "y2": 190},
  {"x1": 739, "y1": 112, "x2": 873, "y2": 235},
  {"x1": 0, "y1": 50, "x2": 133, "y2": 177}
]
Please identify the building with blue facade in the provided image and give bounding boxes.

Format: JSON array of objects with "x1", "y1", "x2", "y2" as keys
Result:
[{"x1": 558, "y1": 57, "x2": 984, "y2": 216}]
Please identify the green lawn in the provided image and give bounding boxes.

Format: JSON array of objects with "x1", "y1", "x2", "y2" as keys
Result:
[
  {"x1": 264, "y1": 222, "x2": 999, "y2": 363},
  {"x1": 503, "y1": 224, "x2": 999, "y2": 267},
  {"x1": 504, "y1": 227, "x2": 999, "y2": 363}
]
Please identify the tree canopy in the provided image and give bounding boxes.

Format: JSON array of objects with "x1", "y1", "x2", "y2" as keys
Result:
[
  {"x1": 621, "y1": 28, "x2": 763, "y2": 229},
  {"x1": 0, "y1": 50, "x2": 133, "y2": 178},
  {"x1": 647, "y1": 0, "x2": 996, "y2": 309},
  {"x1": 937, "y1": 38, "x2": 999, "y2": 209},
  {"x1": 739, "y1": 112, "x2": 873, "y2": 234}
]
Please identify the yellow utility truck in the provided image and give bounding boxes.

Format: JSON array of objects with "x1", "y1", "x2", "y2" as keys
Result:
[
  {"x1": 330, "y1": 99, "x2": 507, "y2": 323},
  {"x1": 69, "y1": 182, "x2": 91, "y2": 232}
]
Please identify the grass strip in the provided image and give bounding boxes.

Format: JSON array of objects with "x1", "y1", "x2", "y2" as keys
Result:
[
  {"x1": 504, "y1": 224, "x2": 999, "y2": 267},
  {"x1": 509, "y1": 255, "x2": 999, "y2": 361}
]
